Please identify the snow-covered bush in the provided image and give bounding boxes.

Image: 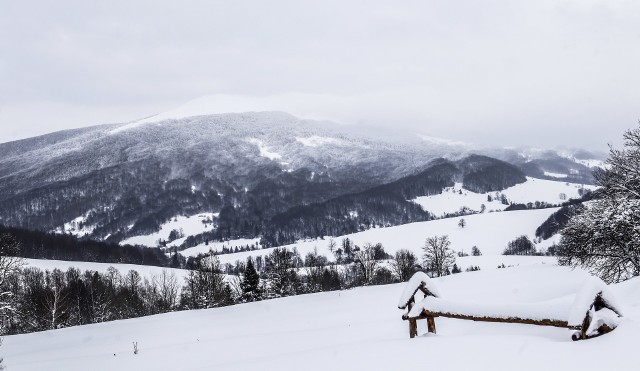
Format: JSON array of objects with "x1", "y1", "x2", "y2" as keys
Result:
[{"x1": 559, "y1": 125, "x2": 640, "y2": 283}]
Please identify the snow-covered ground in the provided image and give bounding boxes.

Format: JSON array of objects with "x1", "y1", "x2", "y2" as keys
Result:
[
  {"x1": 544, "y1": 171, "x2": 569, "y2": 178},
  {"x1": 180, "y1": 238, "x2": 262, "y2": 258},
  {"x1": 412, "y1": 177, "x2": 596, "y2": 217},
  {"x1": 121, "y1": 213, "x2": 217, "y2": 248},
  {"x1": 213, "y1": 207, "x2": 559, "y2": 265},
  {"x1": 247, "y1": 137, "x2": 282, "y2": 160},
  {"x1": 296, "y1": 135, "x2": 346, "y2": 147},
  {"x1": 3, "y1": 264, "x2": 639, "y2": 371},
  {"x1": 22, "y1": 259, "x2": 191, "y2": 285},
  {"x1": 54, "y1": 212, "x2": 96, "y2": 237}
]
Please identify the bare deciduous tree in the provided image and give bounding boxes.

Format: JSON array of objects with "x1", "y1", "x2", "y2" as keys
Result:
[
  {"x1": 0, "y1": 234, "x2": 24, "y2": 325},
  {"x1": 153, "y1": 270, "x2": 178, "y2": 311},
  {"x1": 390, "y1": 249, "x2": 419, "y2": 282},
  {"x1": 422, "y1": 235, "x2": 455, "y2": 277},
  {"x1": 354, "y1": 244, "x2": 379, "y2": 285}
]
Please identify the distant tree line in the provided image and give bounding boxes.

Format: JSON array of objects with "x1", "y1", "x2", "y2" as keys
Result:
[
  {"x1": 0, "y1": 225, "x2": 170, "y2": 267},
  {"x1": 535, "y1": 204, "x2": 586, "y2": 240}
]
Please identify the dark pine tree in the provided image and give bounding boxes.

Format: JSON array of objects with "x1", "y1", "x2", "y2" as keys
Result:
[{"x1": 240, "y1": 259, "x2": 262, "y2": 302}]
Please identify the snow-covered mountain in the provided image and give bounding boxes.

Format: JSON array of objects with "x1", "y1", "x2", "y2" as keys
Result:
[{"x1": 0, "y1": 110, "x2": 603, "y2": 246}]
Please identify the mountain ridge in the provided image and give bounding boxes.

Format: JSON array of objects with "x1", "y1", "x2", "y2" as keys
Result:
[{"x1": 0, "y1": 112, "x2": 602, "y2": 245}]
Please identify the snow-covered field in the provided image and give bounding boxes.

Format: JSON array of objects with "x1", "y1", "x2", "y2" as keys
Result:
[
  {"x1": 213, "y1": 207, "x2": 559, "y2": 265},
  {"x1": 412, "y1": 177, "x2": 596, "y2": 217},
  {"x1": 120, "y1": 213, "x2": 217, "y2": 248},
  {"x1": 3, "y1": 264, "x2": 638, "y2": 371}
]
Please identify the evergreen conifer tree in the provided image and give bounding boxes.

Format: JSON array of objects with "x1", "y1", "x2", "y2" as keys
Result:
[{"x1": 240, "y1": 259, "x2": 262, "y2": 302}]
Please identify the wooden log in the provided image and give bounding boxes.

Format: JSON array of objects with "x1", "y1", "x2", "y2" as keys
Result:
[
  {"x1": 420, "y1": 309, "x2": 578, "y2": 329},
  {"x1": 407, "y1": 296, "x2": 414, "y2": 313},
  {"x1": 409, "y1": 318, "x2": 418, "y2": 338},
  {"x1": 427, "y1": 316, "x2": 436, "y2": 334}
]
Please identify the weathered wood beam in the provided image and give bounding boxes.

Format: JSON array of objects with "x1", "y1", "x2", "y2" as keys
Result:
[{"x1": 418, "y1": 310, "x2": 579, "y2": 329}]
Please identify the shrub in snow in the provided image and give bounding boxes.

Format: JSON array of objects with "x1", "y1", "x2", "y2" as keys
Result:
[{"x1": 503, "y1": 235, "x2": 538, "y2": 256}]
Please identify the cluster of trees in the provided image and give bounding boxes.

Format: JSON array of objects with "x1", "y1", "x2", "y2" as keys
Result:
[
  {"x1": 215, "y1": 243, "x2": 261, "y2": 256},
  {"x1": 503, "y1": 236, "x2": 542, "y2": 256},
  {"x1": 0, "y1": 231, "x2": 488, "y2": 336},
  {"x1": 458, "y1": 155, "x2": 527, "y2": 193},
  {"x1": 559, "y1": 125, "x2": 640, "y2": 283},
  {"x1": 0, "y1": 225, "x2": 170, "y2": 267},
  {"x1": 1, "y1": 265, "x2": 186, "y2": 335},
  {"x1": 505, "y1": 201, "x2": 556, "y2": 211},
  {"x1": 535, "y1": 204, "x2": 585, "y2": 240}
]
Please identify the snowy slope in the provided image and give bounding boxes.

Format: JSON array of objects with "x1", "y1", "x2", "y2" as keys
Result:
[
  {"x1": 120, "y1": 213, "x2": 217, "y2": 248},
  {"x1": 3, "y1": 265, "x2": 638, "y2": 371},
  {"x1": 412, "y1": 177, "x2": 596, "y2": 217},
  {"x1": 211, "y1": 207, "x2": 559, "y2": 266}
]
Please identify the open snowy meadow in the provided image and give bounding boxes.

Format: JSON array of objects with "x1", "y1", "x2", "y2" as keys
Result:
[{"x1": 2, "y1": 264, "x2": 638, "y2": 371}]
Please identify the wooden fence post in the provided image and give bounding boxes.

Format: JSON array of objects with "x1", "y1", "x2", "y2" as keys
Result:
[
  {"x1": 427, "y1": 316, "x2": 436, "y2": 334},
  {"x1": 409, "y1": 318, "x2": 418, "y2": 338}
]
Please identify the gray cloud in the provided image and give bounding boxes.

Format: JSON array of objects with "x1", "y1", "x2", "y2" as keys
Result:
[{"x1": 1, "y1": 0, "x2": 638, "y2": 150}]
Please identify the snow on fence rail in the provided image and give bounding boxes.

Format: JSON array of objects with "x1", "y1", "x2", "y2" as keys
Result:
[{"x1": 398, "y1": 272, "x2": 622, "y2": 341}]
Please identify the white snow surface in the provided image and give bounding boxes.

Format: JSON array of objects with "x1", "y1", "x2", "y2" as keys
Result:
[
  {"x1": 213, "y1": 207, "x2": 559, "y2": 266},
  {"x1": 55, "y1": 212, "x2": 96, "y2": 237},
  {"x1": 121, "y1": 213, "x2": 217, "y2": 248},
  {"x1": 247, "y1": 137, "x2": 282, "y2": 160},
  {"x1": 543, "y1": 171, "x2": 568, "y2": 178},
  {"x1": 412, "y1": 177, "x2": 597, "y2": 217},
  {"x1": 417, "y1": 134, "x2": 471, "y2": 147},
  {"x1": 575, "y1": 158, "x2": 607, "y2": 169},
  {"x1": 295, "y1": 135, "x2": 346, "y2": 147},
  {"x1": 5, "y1": 265, "x2": 640, "y2": 370}
]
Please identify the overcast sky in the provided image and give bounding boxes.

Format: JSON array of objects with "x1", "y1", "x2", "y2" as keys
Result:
[{"x1": 1, "y1": 0, "x2": 639, "y2": 150}]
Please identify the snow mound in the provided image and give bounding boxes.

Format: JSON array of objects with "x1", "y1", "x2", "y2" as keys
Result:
[
  {"x1": 407, "y1": 295, "x2": 574, "y2": 322},
  {"x1": 568, "y1": 276, "x2": 622, "y2": 327},
  {"x1": 398, "y1": 272, "x2": 441, "y2": 309}
]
